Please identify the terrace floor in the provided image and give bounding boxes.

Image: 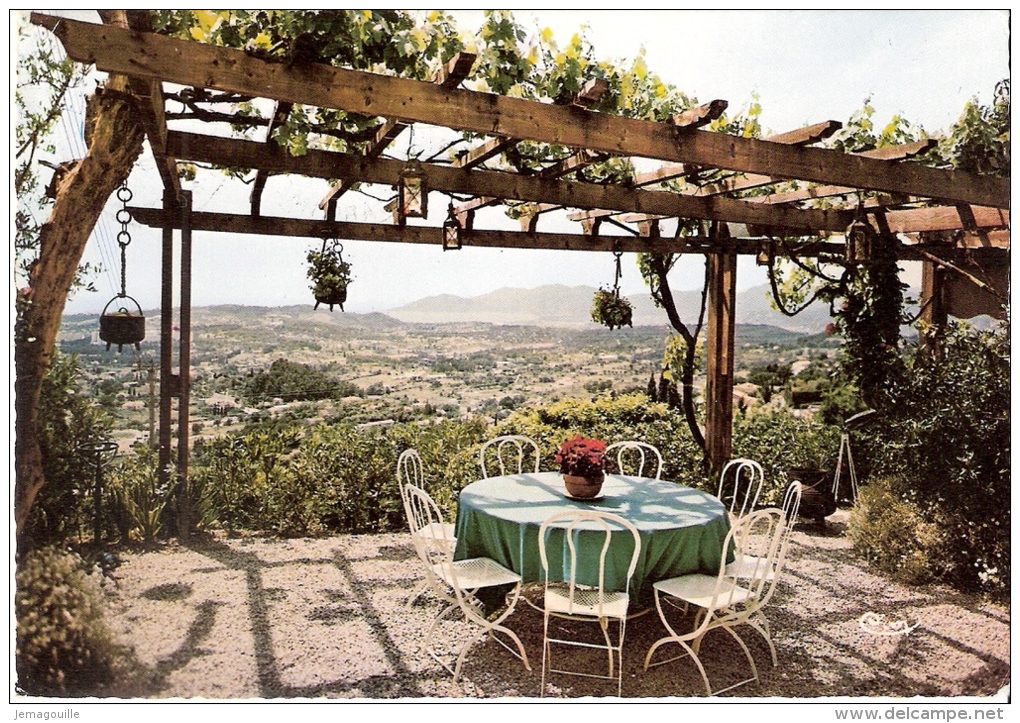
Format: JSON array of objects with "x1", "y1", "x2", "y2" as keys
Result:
[{"x1": 89, "y1": 512, "x2": 1009, "y2": 700}]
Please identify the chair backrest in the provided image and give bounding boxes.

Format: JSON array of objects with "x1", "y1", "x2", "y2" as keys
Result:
[
  {"x1": 538, "y1": 510, "x2": 642, "y2": 618},
  {"x1": 605, "y1": 441, "x2": 663, "y2": 480},
  {"x1": 700, "y1": 508, "x2": 785, "y2": 625},
  {"x1": 716, "y1": 458, "x2": 765, "y2": 519},
  {"x1": 397, "y1": 448, "x2": 425, "y2": 523},
  {"x1": 753, "y1": 481, "x2": 804, "y2": 606},
  {"x1": 782, "y1": 480, "x2": 804, "y2": 530},
  {"x1": 480, "y1": 435, "x2": 541, "y2": 478},
  {"x1": 403, "y1": 485, "x2": 459, "y2": 590}
]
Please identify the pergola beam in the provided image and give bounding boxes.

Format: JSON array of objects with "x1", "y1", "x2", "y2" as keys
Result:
[
  {"x1": 670, "y1": 100, "x2": 729, "y2": 129},
  {"x1": 571, "y1": 138, "x2": 949, "y2": 227},
  {"x1": 250, "y1": 100, "x2": 293, "y2": 217},
  {"x1": 754, "y1": 139, "x2": 939, "y2": 206},
  {"x1": 317, "y1": 51, "x2": 476, "y2": 215},
  {"x1": 127, "y1": 206, "x2": 837, "y2": 255},
  {"x1": 569, "y1": 122, "x2": 855, "y2": 223},
  {"x1": 127, "y1": 207, "x2": 1007, "y2": 262},
  {"x1": 166, "y1": 131, "x2": 852, "y2": 232},
  {"x1": 36, "y1": 14, "x2": 1008, "y2": 209},
  {"x1": 120, "y1": 11, "x2": 181, "y2": 198}
]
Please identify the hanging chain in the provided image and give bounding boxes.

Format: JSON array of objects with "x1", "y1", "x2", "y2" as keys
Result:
[
  {"x1": 320, "y1": 229, "x2": 343, "y2": 261},
  {"x1": 612, "y1": 244, "x2": 624, "y2": 296},
  {"x1": 115, "y1": 181, "x2": 133, "y2": 298}
]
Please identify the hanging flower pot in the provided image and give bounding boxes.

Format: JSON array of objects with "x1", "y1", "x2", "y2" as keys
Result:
[
  {"x1": 590, "y1": 248, "x2": 633, "y2": 330},
  {"x1": 590, "y1": 287, "x2": 633, "y2": 330},
  {"x1": 307, "y1": 237, "x2": 352, "y2": 312},
  {"x1": 99, "y1": 295, "x2": 145, "y2": 352}
]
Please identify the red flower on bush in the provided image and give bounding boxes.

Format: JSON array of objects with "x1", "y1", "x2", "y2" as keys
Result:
[{"x1": 555, "y1": 436, "x2": 607, "y2": 478}]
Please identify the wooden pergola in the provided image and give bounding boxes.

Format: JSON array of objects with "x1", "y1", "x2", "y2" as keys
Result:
[{"x1": 34, "y1": 13, "x2": 1010, "y2": 483}]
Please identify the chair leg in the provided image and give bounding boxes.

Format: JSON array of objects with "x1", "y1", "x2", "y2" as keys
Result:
[
  {"x1": 743, "y1": 614, "x2": 778, "y2": 667},
  {"x1": 599, "y1": 617, "x2": 615, "y2": 679},
  {"x1": 541, "y1": 611, "x2": 550, "y2": 697},
  {"x1": 721, "y1": 624, "x2": 760, "y2": 689},
  {"x1": 424, "y1": 601, "x2": 461, "y2": 668},
  {"x1": 644, "y1": 635, "x2": 713, "y2": 696},
  {"x1": 448, "y1": 584, "x2": 531, "y2": 682},
  {"x1": 407, "y1": 579, "x2": 430, "y2": 606}
]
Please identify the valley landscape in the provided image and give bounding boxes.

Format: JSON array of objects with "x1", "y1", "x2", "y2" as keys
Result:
[{"x1": 60, "y1": 283, "x2": 846, "y2": 450}]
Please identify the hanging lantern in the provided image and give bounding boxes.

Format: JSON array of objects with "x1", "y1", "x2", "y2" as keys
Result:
[
  {"x1": 99, "y1": 183, "x2": 145, "y2": 352},
  {"x1": 845, "y1": 220, "x2": 873, "y2": 265},
  {"x1": 442, "y1": 204, "x2": 462, "y2": 251},
  {"x1": 398, "y1": 159, "x2": 428, "y2": 222}
]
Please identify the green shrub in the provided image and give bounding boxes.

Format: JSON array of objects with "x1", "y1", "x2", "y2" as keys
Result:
[
  {"x1": 16, "y1": 546, "x2": 121, "y2": 696},
  {"x1": 731, "y1": 409, "x2": 841, "y2": 506},
  {"x1": 863, "y1": 321, "x2": 1009, "y2": 592},
  {"x1": 847, "y1": 476, "x2": 946, "y2": 585},
  {"x1": 108, "y1": 448, "x2": 169, "y2": 543},
  {"x1": 193, "y1": 417, "x2": 488, "y2": 536},
  {"x1": 496, "y1": 393, "x2": 706, "y2": 487},
  {"x1": 24, "y1": 353, "x2": 113, "y2": 547}
]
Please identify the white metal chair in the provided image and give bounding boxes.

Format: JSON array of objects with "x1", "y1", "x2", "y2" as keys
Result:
[
  {"x1": 398, "y1": 449, "x2": 456, "y2": 605},
  {"x1": 605, "y1": 441, "x2": 664, "y2": 480},
  {"x1": 716, "y1": 458, "x2": 766, "y2": 522},
  {"x1": 538, "y1": 510, "x2": 642, "y2": 697},
  {"x1": 726, "y1": 480, "x2": 803, "y2": 583},
  {"x1": 479, "y1": 435, "x2": 541, "y2": 478},
  {"x1": 644, "y1": 508, "x2": 787, "y2": 696},
  {"x1": 404, "y1": 485, "x2": 531, "y2": 683},
  {"x1": 723, "y1": 481, "x2": 803, "y2": 667}
]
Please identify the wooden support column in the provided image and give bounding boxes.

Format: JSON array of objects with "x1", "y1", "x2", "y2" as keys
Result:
[
  {"x1": 158, "y1": 189, "x2": 176, "y2": 488},
  {"x1": 176, "y1": 191, "x2": 193, "y2": 536},
  {"x1": 918, "y1": 259, "x2": 948, "y2": 355},
  {"x1": 705, "y1": 225, "x2": 737, "y2": 473}
]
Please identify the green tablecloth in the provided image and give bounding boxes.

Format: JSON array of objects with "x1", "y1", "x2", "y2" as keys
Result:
[{"x1": 454, "y1": 472, "x2": 730, "y2": 603}]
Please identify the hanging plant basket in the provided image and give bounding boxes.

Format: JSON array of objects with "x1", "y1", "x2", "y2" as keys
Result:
[
  {"x1": 99, "y1": 295, "x2": 145, "y2": 352},
  {"x1": 314, "y1": 286, "x2": 348, "y2": 311},
  {"x1": 591, "y1": 287, "x2": 633, "y2": 330},
  {"x1": 307, "y1": 238, "x2": 352, "y2": 312}
]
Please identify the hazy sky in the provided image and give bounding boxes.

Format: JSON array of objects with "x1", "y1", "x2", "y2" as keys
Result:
[{"x1": 23, "y1": 10, "x2": 1010, "y2": 316}]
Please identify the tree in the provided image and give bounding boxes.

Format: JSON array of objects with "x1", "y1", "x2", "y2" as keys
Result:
[{"x1": 15, "y1": 11, "x2": 145, "y2": 539}]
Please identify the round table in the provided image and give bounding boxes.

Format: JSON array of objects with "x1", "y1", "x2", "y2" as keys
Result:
[{"x1": 453, "y1": 472, "x2": 730, "y2": 604}]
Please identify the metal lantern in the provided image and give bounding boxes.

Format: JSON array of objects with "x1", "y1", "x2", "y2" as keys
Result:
[
  {"x1": 398, "y1": 159, "x2": 428, "y2": 221},
  {"x1": 442, "y1": 204, "x2": 462, "y2": 251},
  {"x1": 845, "y1": 220, "x2": 873, "y2": 265}
]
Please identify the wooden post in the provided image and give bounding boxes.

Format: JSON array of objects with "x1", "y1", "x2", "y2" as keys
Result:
[
  {"x1": 918, "y1": 259, "x2": 947, "y2": 355},
  {"x1": 705, "y1": 225, "x2": 737, "y2": 473},
  {"x1": 158, "y1": 189, "x2": 175, "y2": 488},
  {"x1": 176, "y1": 191, "x2": 193, "y2": 537}
]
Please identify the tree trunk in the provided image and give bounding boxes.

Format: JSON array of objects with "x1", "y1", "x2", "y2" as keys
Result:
[
  {"x1": 647, "y1": 254, "x2": 708, "y2": 453},
  {"x1": 14, "y1": 36, "x2": 144, "y2": 539}
]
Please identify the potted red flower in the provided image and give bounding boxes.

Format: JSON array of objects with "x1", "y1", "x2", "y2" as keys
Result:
[{"x1": 555, "y1": 435, "x2": 607, "y2": 499}]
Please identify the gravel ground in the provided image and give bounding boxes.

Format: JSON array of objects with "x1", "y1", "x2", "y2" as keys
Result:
[{"x1": 93, "y1": 512, "x2": 1009, "y2": 700}]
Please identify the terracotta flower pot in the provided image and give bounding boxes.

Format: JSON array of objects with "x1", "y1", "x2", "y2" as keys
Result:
[{"x1": 563, "y1": 473, "x2": 605, "y2": 499}]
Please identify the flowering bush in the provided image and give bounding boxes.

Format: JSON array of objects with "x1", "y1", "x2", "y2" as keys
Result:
[{"x1": 554, "y1": 436, "x2": 607, "y2": 478}]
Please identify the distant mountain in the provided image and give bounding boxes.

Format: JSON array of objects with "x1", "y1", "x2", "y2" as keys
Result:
[
  {"x1": 58, "y1": 304, "x2": 405, "y2": 342},
  {"x1": 387, "y1": 283, "x2": 838, "y2": 333}
]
